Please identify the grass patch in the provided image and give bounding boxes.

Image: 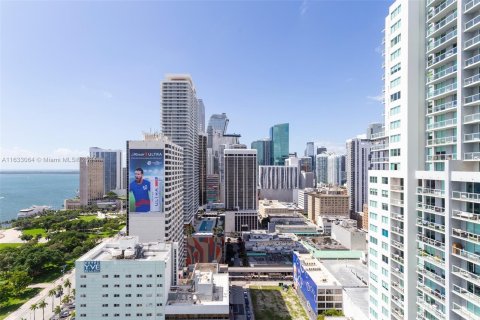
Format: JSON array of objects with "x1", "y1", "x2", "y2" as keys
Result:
[
  {"x1": 78, "y1": 215, "x2": 98, "y2": 222},
  {"x1": 22, "y1": 228, "x2": 47, "y2": 238},
  {"x1": 250, "y1": 286, "x2": 309, "y2": 320},
  {"x1": 0, "y1": 243, "x2": 23, "y2": 251},
  {"x1": 0, "y1": 288, "x2": 41, "y2": 320},
  {"x1": 31, "y1": 265, "x2": 63, "y2": 285}
]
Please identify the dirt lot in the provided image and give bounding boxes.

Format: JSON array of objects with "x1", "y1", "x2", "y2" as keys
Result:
[{"x1": 249, "y1": 285, "x2": 309, "y2": 320}]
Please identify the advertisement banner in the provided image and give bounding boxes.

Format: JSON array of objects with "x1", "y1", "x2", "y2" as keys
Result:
[
  {"x1": 128, "y1": 149, "x2": 164, "y2": 213},
  {"x1": 293, "y1": 252, "x2": 318, "y2": 316}
]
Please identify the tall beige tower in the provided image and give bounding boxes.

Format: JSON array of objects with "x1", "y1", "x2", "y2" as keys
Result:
[{"x1": 79, "y1": 157, "x2": 104, "y2": 206}]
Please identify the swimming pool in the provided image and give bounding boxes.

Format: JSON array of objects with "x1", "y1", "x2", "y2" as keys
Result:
[{"x1": 199, "y1": 220, "x2": 214, "y2": 232}]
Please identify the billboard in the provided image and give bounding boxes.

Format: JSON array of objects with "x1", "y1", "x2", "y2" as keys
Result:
[
  {"x1": 293, "y1": 252, "x2": 318, "y2": 317},
  {"x1": 128, "y1": 149, "x2": 164, "y2": 213}
]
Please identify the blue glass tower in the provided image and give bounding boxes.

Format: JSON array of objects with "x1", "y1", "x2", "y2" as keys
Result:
[{"x1": 269, "y1": 123, "x2": 289, "y2": 165}]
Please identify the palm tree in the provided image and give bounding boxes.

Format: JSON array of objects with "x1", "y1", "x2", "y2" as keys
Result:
[
  {"x1": 38, "y1": 300, "x2": 47, "y2": 320},
  {"x1": 71, "y1": 288, "x2": 76, "y2": 297},
  {"x1": 29, "y1": 303, "x2": 38, "y2": 320},
  {"x1": 61, "y1": 295, "x2": 71, "y2": 305},
  {"x1": 48, "y1": 288, "x2": 56, "y2": 311},
  {"x1": 56, "y1": 284, "x2": 63, "y2": 297},
  {"x1": 64, "y1": 278, "x2": 72, "y2": 296},
  {"x1": 54, "y1": 306, "x2": 61, "y2": 316}
]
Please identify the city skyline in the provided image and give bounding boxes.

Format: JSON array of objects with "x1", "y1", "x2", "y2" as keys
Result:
[{"x1": 0, "y1": 1, "x2": 389, "y2": 170}]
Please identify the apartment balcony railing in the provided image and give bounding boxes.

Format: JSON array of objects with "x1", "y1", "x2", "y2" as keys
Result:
[
  {"x1": 391, "y1": 213, "x2": 404, "y2": 221},
  {"x1": 466, "y1": 0, "x2": 480, "y2": 13},
  {"x1": 426, "y1": 117, "x2": 457, "y2": 130},
  {"x1": 418, "y1": 266, "x2": 446, "y2": 285},
  {"x1": 466, "y1": 33, "x2": 480, "y2": 49},
  {"x1": 452, "y1": 265, "x2": 480, "y2": 286},
  {"x1": 370, "y1": 131, "x2": 385, "y2": 139},
  {"x1": 465, "y1": 152, "x2": 480, "y2": 160},
  {"x1": 391, "y1": 239, "x2": 404, "y2": 250},
  {"x1": 390, "y1": 199, "x2": 404, "y2": 207},
  {"x1": 465, "y1": 132, "x2": 480, "y2": 142},
  {"x1": 371, "y1": 157, "x2": 389, "y2": 163},
  {"x1": 391, "y1": 307, "x2": 404, "y2": 319},
  {"x1": 429, "y1": 29, "x2": 457, "y2": 50},
  {"x1": 466, "y1": 14, "x2": 480, "y2": 31},
  {"x1": 391, "y1": 267, "x2": 403, "y2": 279},
  {"x1": 391, "y1": 253, "x2": 404, "y2": 265},
  {"x1": 452, "y1": 228, "x2": 480, "y2": 244},
  {"x1": 427, "y1": 83, "x2": 457, "y2": 99},
  {"x1": 465, "y1": 113, "x2": 480, "y2": 123},
  {"x1": 453, "y1": 284, "x2": 480, "y2": 306},
  {"x1": 417, "y1": 203, "x2": 446, "y2": 215},
  {"x1": 466, "y1": 53, "x2": 480, "y2": 68},
  {"x1": 452, "y1": 247, "x2": 480, "y2": 265},
  {"x1": 417, "y1": 234, "x2": 446, "y2": 250},
  {"x1": 426, "y1": 136, "x2": 457, "y2": 146},
  {"x1": 391, "y1": 226, "x2": 404, "y2": 235},
  {"x1": 452, "y1": 209, "x2": 480, "y2": 222},
  {"x1": 452, "y1": 191, "x2": 480, "y2": 202},
  {"x1": 418, "y1": 249, "x2": 445, "y2": 267},
  {"x1": 427, "y1": 65, "x2": 457, "y2": 83},
  {"x1": 465, "y1": 73, "x2": 480, "y2": 86},
  {"x1": 465, "y1": 93, "x2": 480, "y2": 105},
  {"x1": 370, "y1": 143, "x2": 389, "y2": 151},
  {"x1": 418, "y1": 281, "x2": 446, "y2": 301},
  {"x1": 429, "y1": 47, "x2": 457, "y2": 68},
  {"x1": 428, "y1": 0, "x2": 456, "y2": 20},
  {"x1": 417, "y1": 218, "x2": 446, "y2": 233},
  {"x1": 417, "y1": 297, "x2": 446, "y2": 319},
  {"x1": 429, "y1": 11, "x2": 457, "y2": 36},
  {"x1": 391, "y1": 293, "x2": 404, "y2": 307},
  {"x1": 417, "y1": 187, "x2": 446, "y2": 196},
  {"x1": 452, "y1": 302, "x2": 480, "y2": 320},
  {"x1": 426, "y1": 153, "x2": 457, "y2": 161},
  {"x1": 427, "y1": 99, "x2": 457, "y2": 115}
]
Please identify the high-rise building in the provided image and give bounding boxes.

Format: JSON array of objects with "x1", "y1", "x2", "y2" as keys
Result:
[
  {"x1": 161, "y1": 74, "x2": 199, "y2": 225},
  {"x1": 270, "y1": 123, "x2": 289, "y2": 165},
  {"x1": 197, "y1": 99, "x2": 206, "y2": 134},
  {"x1": 251, "y1": 138, "x2": 272, "y2": 166},
  {"x1": 121, "y1": 167, "x2": 127, "y2": 190},
  {"x1": 206, "y1": 174, "x2": 220, "y2": 204},
  {"x1": 89, "y1": 147, "x2": 122, "y2": 193},
  {"x1": 79, "y1": 157, "x2": 104, "y2": 207},
  {"x1": 316, "y1": 153, "x2": 329, "y2": 185},
  {"x1": 199, "y1": 134, "x2": 207, "y2": 206},
  {"x1": 126, "y1": 133, "x2": 184, "y2": 269},
  {"x1": 366, "y1": 123, "x2": 384, "y2": 140},
  {"x1": 305, "y1": 141, "x2": 315, "y2": 157},
  {"x1": 224, "y1": 149, "x2": 257, "y2": 210},
  {"x1": 317, "y1": 146, "x2": 327, "y2": 155},
  {"x1": 346, "y1": 137, "x2": 371, "y2": 213}
]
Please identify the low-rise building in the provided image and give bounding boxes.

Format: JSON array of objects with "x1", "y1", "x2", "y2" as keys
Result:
[
  {"x1": 242, "y1": 230, "x2": 307, "y2": 254},
  {"x1": 258, "y1": 200, "x2": 300, "y2": 218},
  {"x1": 75, "y1": 237, "x2": 176, "y2": 320},
  {"x1": 224, "y1": 210, "x2": 259, "y2": 234},
  {"x1": 331, "y1": 219, "x2": 367, "y2": 251},
  {"x1": 165, "y1": 263, "x2": 229, "y2": 320},
  {"x1": 307, "y1": 187, "x2": 349, "y2": 224},
  {"x1": 186, "y1": 217, "x2": 224, "y2": 266},
  {"x1": 293, "y1": 252, "x2": 343, "y2": 320}
]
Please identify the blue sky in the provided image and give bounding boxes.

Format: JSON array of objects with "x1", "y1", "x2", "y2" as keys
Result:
[{"x1": 0, "y1": 0, "x2": 389, "y2": 169}]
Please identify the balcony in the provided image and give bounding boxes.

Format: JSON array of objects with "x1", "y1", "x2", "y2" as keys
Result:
[
  {"x1": 465, "y1": 93, "x2": 480, "y2": 106},
  {"x1": 391, "y1": 213, "x2": 404, "y2": 221},
  {"x1": 427, "y1": 65, "x2": 457, "y2": 85},
  {"x1": 428, "y1": 30, "x2": 457, "y2": 53},
  {"x1": 371, "y1": 157, "x2": 389, "y2": 163},
  {"x1": 391, "y1": 293, "x2": 404, "y2": 308},
  {"x1": 453, "y1": 284, "x2": 480, "y2": 306},
  {"x1": 465, "y1": 132, "x2": 480, "y2": 142},
  {"x1": 465, "y1": 113, "x2": 480, "y2": 124},
  {"x1": 370, "y1": 143, "x2": 389, "y2": 151},
  {"x1": 418, "y1": 266, "x2": 446, "y2": 285},
  {"x1": 391, "y1": 184, "x2": 404, "y2": 191},
  {"x1": 429, "y1": 47, "x2": 457, "y2": 68},
  {"x1": 417, "y1": 297, "x2": 446, "y2": 319},
  {"x1": 452, "y1": 228, "x2": 480, "y2": 245},
  {"x1": 417, "y1": 218, "x2": 446, "y2": 233},
  {"x1": 465, "y1": 152, "x2": 480, "y2": 160},
  {"x1": 452, "y1": 302, "x2": 480, "y2": 320},
  {"x1": 391, "y1": 267, "x2": 403, "y2": 279},
  {"x1": 391, "y1": 253, "x2": 404, "y2": 265},
  {"x1": 465, "y1": 33, "x2": 480, "y2": 50},
  {"x1": 452, "y1": 247, "x2": 480, "y2": 265},
  {"x1": 452, "y1": 191, "x2": 480, "y2": 202},
  {"x1": 465, "y1": 73, "x2": 480, "y2": 87},
  {"x1": 426, "y1": 136, "x2": 457, "y2": 146},
  {"x1": 417, "y1": 203, "x2": 446, "y2": 215},
  {"x1": 427, "y1": 82, "x2": 457, "y2": 100},
  {"x1": 390, "y1": 199, "x2": 404, "y2": 207},
  {"x1": 452, "y1": 265, "x2": 480, "y2": 286},
  {"x1": 417, "y1": 281, "x2": 446, "y2": 302},
  {"x1": 452, "y1": 209, "x2": 480, "y2": 223},
  {"x1": 428, "y1": 0, "x2": 456, "y2": 22},
  {"x1": 391, "y1": 239, "x2": 404, "y2": 250},
  {"x1": 466, "y1": 15, "x2": 480, "y2": 32},
  {"x1": 417, "y1": 187, "x2": 446, "y2": 196},
  {"x1": 426, "y1": 117, "x2": 457, "y2": 130},
  {"x1": 426, "y1": 153, "x2": 457, "y2": 161},
  {"x1": 465, "y1": 0, "x2": 480, "y2": 13},
  {"x1": 391, "y1": 226, "x2": 404, "y2": 235},
  {"x1": 427, "y1": 99, "x2": 457, "y2": 115},
  {"x1": 370, "y1": 131, "x2": 385, "y2": 139},
  {"x1": 466, "y1": 53, "x2": 480, "y2": 69},
  {"x1": 429, "y1": 11, "x2": 457, "y2": 38},
  {"x1": 417, "y1": 234, "x2": 446, "y2": 250}
]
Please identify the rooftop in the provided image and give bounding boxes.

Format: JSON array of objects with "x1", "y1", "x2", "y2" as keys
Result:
[{"x1": 295, "y1": 252, "x2": 341, "y2": 287}]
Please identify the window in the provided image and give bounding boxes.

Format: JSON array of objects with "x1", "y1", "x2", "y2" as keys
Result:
[
  {"x1": 80, "y1": 275, "x2": 86, "y2": 278},
  {"x1": 80, "y1": 285, "x2": 86, "y2": 288},
  {"x1": 126, "y1": 304, "x2": 131, "y2": 307},
  {"x1": 125, "y1": 275, "x2": 131, "y2": 278},
  {"x1": 136, "y1": 275, "x2": 143, "y2": 278},
  {"x1": 370, "y1": 308, "x2": 378, "y2": 319},
  {"x1": 370, "y1": 188, "x2": 378, "y2": 196},
  {"x1": 390, "y1": 148, "x2": 401, "y2": 156},
  {"x1": 370, "y1": 248, "x2": 378, "y2": 257},
  {"x1": 370, "y1": 176, "x2": 378, "y2": 183},
  {"x1": 391, "y1": 5, "x2": 401, "y2": 19},
  {"x1": 114, "y1": 294, "x2": 119, "y2": 297},
  {"x1": 370, "y1": 284, "x2": 378, "y2": 294},
  {"x1": 370, "y1": 224, "x2": 378, "y2": 232},
  {"x1": 370, "y1": 200, "x2": 378, "y2": 207},
  {"x1": 370, "y1": 260, "x2": 378, "y2": 269},
  {"x1": 102, "y1": 294, "x2": 108, "y2": 297},
  {"x1": 102, "y1": 304, "x2": 108, "y2": 307},
  {"x1": 382, "y1": 190, "x2": 388, "y2": 197},
  {"x1": 370, "y1": 272, "x2": 378, "y2": 282},
  {"x1": 390, "y1": 106, "x2": 400, "y2": 116},
  {"x1": 390, "y1": 91, "x2": 401, "y2": 102},
  {"x1": 370, "y1": 236, "x2": 378, "y2": 245},
  {"x1": 390, "y1": 134, "x2": 400, "y2": 143},
  {"x1": 114, "y1": 275, "x2": 120, "y2": 278},
  {"x1": 370, "y1": 296, "x2": 378, "y2": 307},
  {"x1": 390, "y1": 34, "x2": 401, "y2": 47},
  {"x1": 382, "y1": 280, "x2": 388, "y2": 290},
  {"x1": 126, "y1": 284, "x2": 131, "y2": 288},
  {"x1": 390, "y1": 163, "x2": 400, "y2": 171},
  {"x1": 382, "y1": 307, "x2": 389, "y2": 317},
  {"x1": 390, "y1": 120, "x2": 400, "y2": 130},
  {"x1": 370, "y1": 212, "x2": 378, "y2": 220},
  {"x1": 80, "y1": 304, "x2": 86, "y2": 307},
  {"x1": 382, "y1": 268, "x2": 388, "y2": 277},
  {"x1": 136, "y1": 284, "x2": 143, "y2": 288},
  {"x1": 381, "y1": 216, "x2": 388, "y2": 224},
  {"x1": 382, "y1": 203, "x2": 388, "y2": 210},
  {"x1": 390, "y1": 77, "x2": 400, "y2": 88},
  {"x1": 147, "y1": 274, "x2": 153, "y2": 278},
  {"x1": 390, "y1": 62, "x2": 401, "y2": 75},
  {"x1": 102, "y1": 275, "x2": 108, "y2": 278},
  {"x1": 382, "y1": 229, "x2": 389, "y2": 237},
  {"x1": 382, "y1": 255, "x2": 388, "y2": 264},
  {"x1": 390, "y1": 48, "x2": 401, "y2": 61},
  {"x1": 102, "y1": 284, "x2": 108, "y2": 288},
  {"x1": 125, "y1": 294, "x2": 131, "y2": 297},
  {"x1": 390, "y1": 20, "x2": 401, "y2": 34},
  {"x1": 114, "y1": 284, "x2": 120, "y2": 288},
  {"x1": 382, "y1": 242, "x2": 388, "y2": 250},
  {"x1": 382, "y1": 177, "x2": 388, "y2": 184},
  {"x1": 114, "y1": 304, "x2": 119, "y2": 307}
]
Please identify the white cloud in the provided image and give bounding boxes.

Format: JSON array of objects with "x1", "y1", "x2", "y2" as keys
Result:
[
  {"x1": 367, "y1": 94, "x2": 384, "y2": 102},
  {"x1": 52, "y1": 148, "x2": 87, "y2": 158}
]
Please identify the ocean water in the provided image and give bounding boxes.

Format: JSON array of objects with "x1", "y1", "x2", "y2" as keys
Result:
[{"x1": 0, "y1": 173, "x2": 79, "y2": 222}]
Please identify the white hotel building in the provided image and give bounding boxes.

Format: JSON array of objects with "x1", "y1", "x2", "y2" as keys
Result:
[{"x1": 368, "y1": 1, "x2": 480, "y2": 320}]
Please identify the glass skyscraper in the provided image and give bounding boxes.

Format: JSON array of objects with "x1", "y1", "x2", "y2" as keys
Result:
[
  {"x1": 270, "y1": 123, "x2": 289, "y2": 165},
  {"x1": 251, "y1": 138, "x2": 272, "y2": 166}
]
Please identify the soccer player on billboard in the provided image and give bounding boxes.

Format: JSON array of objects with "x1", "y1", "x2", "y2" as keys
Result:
[{"x1": 129, "y1": 167, "x2": 151, "y2": 212}]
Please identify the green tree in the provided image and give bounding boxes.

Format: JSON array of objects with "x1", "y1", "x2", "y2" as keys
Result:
[
  {"x1": 48, "y1": 288, "x2": 56, "y2": 311},
  {"x1": 61, "y1": 295, "x2": 71, "y2": 305},
  {"x1": 20, "y1": 234, "x2": 33, "y2": 242},
  {"x1": 30, "y1": 303, "x2": 38, "y2": 320},
  {"x1": 0, "y1": 284, "x2": 12, "y2": 305},
  {"x1": 38, "y1": 300, "x2": 48, "y2": 320},
  {"x1": 63, "y1": 278, "x2": 72, "y2": 296},
  {"x1": 6, "y1": 270, "x2": 32, "y2": 296},
  {"x1": 54, "y1": 305, "x2": 61, "y2": 316}
]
